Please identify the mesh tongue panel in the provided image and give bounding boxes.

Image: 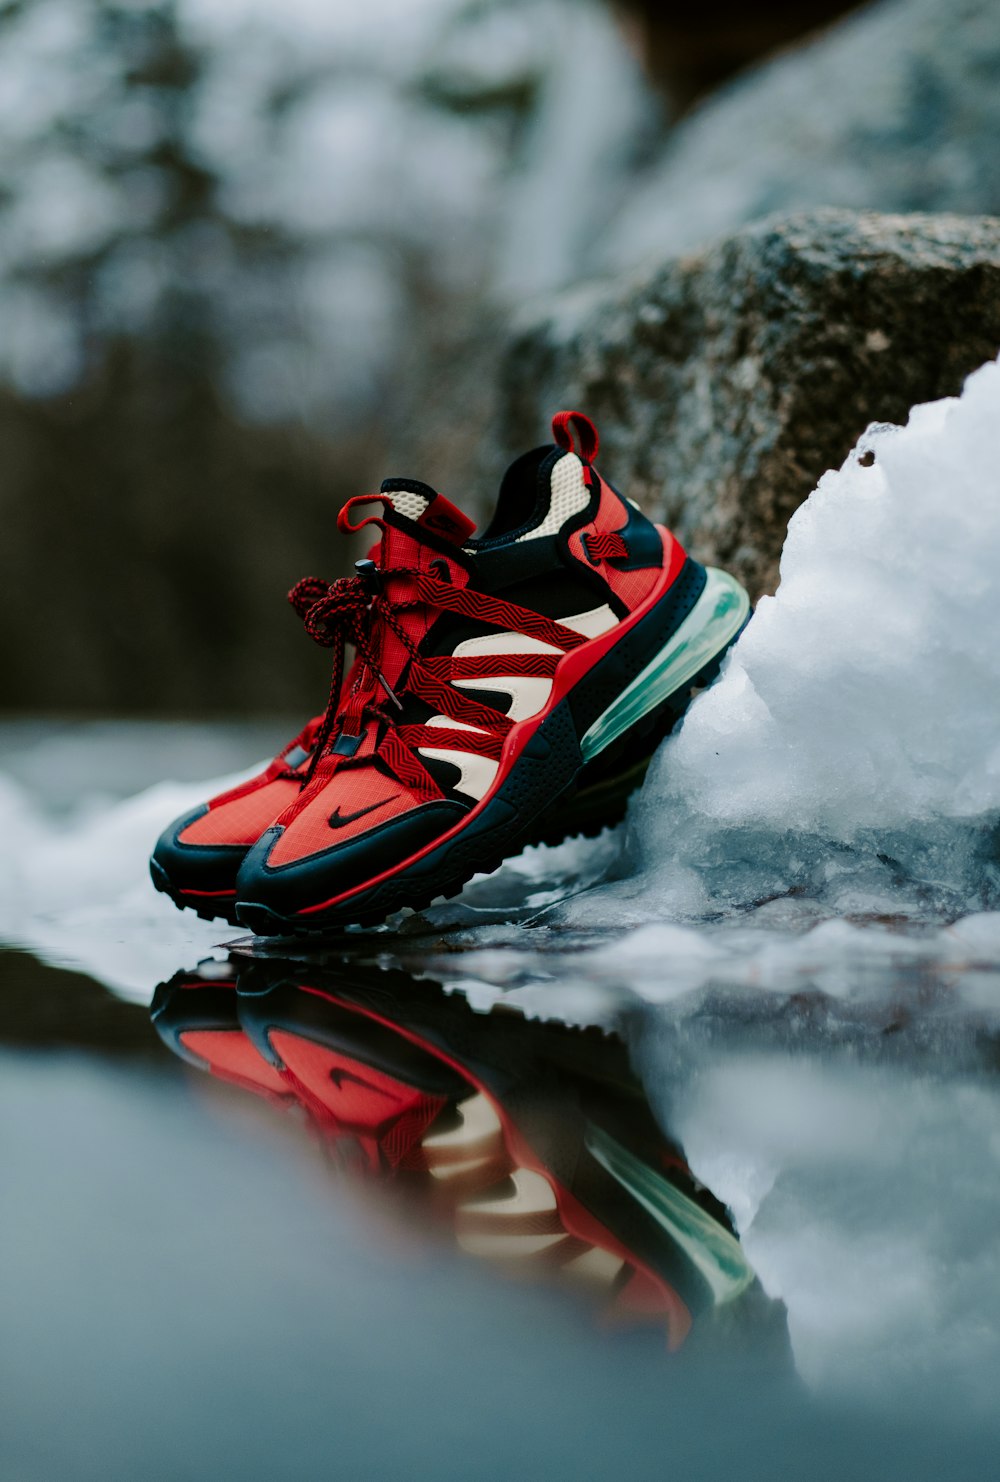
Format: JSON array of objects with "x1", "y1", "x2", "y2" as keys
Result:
[
  {"x1": 379, "y1": 478, "x2": 477, "y2": 544},
  {"x1": 335, "y1": 480, "x2": 476, "y2": 704},
  {"x1": 478, "y1": 445, "x2": 591, "y2": 544},
  {"x1": 380, "y1": 476, "x2": 437, "y2": 523},
  {"x1": 520, "y1": 452, "x2": 590, "y2": 540}
]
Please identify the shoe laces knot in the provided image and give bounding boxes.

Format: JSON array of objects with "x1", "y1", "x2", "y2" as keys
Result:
[
  {"x1": 286, "y1": 552, "x2": 590, "y2": 799},
  {"x1": 287, "y1": 561, "x2": 426, "y2": 788}
]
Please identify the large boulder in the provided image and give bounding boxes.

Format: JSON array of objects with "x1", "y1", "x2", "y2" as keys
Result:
[{"x1": 495, "y1": 208, "x2": 1000, "y2": 599}]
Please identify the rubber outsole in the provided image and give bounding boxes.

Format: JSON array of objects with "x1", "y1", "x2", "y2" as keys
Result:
[
  {"x1": 149, "y1": 857, "x2": 241, "y2": 927},
  {"x1": 149, "y1": 748, "x2": 655, "y2": 930},
  {"x1": 235, "y1": 600, "x2": 745, "y2": 938}
]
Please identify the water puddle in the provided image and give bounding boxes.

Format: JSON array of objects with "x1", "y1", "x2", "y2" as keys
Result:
[{"x1": 3, "y1": 942, "x2": 1000, "y2": 1480}]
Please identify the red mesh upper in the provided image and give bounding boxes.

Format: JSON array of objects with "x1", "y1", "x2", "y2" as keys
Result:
[
  {"x1": 179, "y1": 777, "x2": 303, "y2": 847},
  {"x1": 267, "y1": 766, "x2": 422, "y2": 866},
  {"x1": 269, "y1": 1030, "x2": 445, "y2": 1171},
  {"x1": 180, "y1": 1030, "x2": 290, "y2": 1097},
  {"x1": 567, "y1": 476, "x2": 663, "y2": 614},
  {"x1": 603, "y1": 565, "x2": 660, "y2": 608}
]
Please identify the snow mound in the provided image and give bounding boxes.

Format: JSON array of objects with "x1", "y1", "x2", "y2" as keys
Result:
[
  {"x1": 652, "y1": 356, "x2": 1000, "y2": 833},
  {"x1": 608, "y1": 354, "x2": 1000, "y2": 928}
]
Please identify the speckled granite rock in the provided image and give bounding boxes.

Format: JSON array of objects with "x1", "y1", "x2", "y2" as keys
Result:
[{"x1": 495, "y1": 208, "x2": 1000, "y2": 599}]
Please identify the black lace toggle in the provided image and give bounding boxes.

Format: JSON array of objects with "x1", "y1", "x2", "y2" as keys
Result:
[{"x1": 354, "y1": 559, "x2": 384, "y2": 596}]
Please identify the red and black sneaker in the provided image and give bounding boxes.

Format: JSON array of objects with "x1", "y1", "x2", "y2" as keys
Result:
[
  {"x1": 151, "y1": 955, "x2": 778, "y2": 1351},
  {"x1": 232, "y1": 411, "x2": 749, "y2": 935},
  {"x1": 149, "y1": 416, "x2": 666, "y2": 926}
]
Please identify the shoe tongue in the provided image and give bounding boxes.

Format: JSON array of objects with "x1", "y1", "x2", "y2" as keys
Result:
[
  {"x1": 379, "y1": 476, "x2": 437, "y2": 523},
  {"x1": 345, "y1": 478, "x2": 476, "y2": 696},
  {"x1": 379, "y1": 477, "x2": 476, "y2": 545}
]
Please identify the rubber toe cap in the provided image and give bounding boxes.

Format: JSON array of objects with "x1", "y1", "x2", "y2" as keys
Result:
[
  {"x1": 150, "y1": 804, "x2": 250, "y2": 897},
  {"x1": 234, "y1": 801, "x2": 468, "y2": 933}
]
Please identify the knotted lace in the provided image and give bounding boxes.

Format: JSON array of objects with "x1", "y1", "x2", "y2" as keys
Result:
[{"x1": 287, "y1": 559, "x2": 589, "y2": 799}]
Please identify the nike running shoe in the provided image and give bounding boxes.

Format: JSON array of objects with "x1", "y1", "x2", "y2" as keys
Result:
[
  {"x1": 149, "y1": 416, "x2": 720, "y2": 925},
  {"x1": 151, "y1": 955, "x2": 778, "y2": 1351},
  {"x1": 232, "y1": 411, "x2": 749, "y2": 933}
]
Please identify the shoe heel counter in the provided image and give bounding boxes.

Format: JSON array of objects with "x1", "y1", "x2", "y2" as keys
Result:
[
  {"x1": 566, "y1": 470, "x2": 683, "y2": 613},
  {"x1": 600, "y1": 479, "x2": 667, "y2": 572},
  {"x1": 604, "y1": 478, "x2": 695, "y2": 594}
]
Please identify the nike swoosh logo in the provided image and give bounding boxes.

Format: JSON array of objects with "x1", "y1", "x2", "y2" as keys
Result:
[{"x1": 328, "y1": 796, "x2": 398, "y2": 829}]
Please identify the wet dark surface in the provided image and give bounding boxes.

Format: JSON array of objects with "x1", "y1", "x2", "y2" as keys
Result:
[{"x1": 4, "y1": 946, "x2": 1000, "y2": 1481}]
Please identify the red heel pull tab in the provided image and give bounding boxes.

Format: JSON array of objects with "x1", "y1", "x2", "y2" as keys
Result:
[{"x1": 551, "y1": 410, "x2": 599, "y2": 484}]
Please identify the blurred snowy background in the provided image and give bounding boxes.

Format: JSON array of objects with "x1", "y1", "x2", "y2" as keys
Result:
[
  {"x1": 4, "y1": 0, "x2": 997, "y2": 713},
  {"x1": 0, "y1": 0, "x2": 648, "y2": 413},
  {"x1": 0, "y1": 0, "x2": 657, "y2": 712}
]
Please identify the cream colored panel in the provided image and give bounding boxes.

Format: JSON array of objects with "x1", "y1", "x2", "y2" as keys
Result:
[
  {"x1": 454, "y1": 675, "x2": 553, "y2": 722},
  {"x1": 416, "y1": 747, "x2": 499, "y2": 801},
  {"x1": 423, "y1": 1094, "x2": 501, "y2": 1150},
  {"x1": 514, "y1": 453, "x2": 589, "y2": 541}
]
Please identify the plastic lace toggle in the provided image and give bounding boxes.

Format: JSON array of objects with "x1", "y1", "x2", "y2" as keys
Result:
[{"x1": 354, "y1": 558, "x2": 384, "y2": 595}]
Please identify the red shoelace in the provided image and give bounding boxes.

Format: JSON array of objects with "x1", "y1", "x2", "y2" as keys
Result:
[{"x1": 287, "y1": 559, "x2": 589, "y2": 800}]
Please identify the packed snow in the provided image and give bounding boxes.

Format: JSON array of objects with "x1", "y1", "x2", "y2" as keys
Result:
[
  {"x1": 544, "y1": 353, "x2": 1000, "y2": 950},
  {"x1": 0, "y1": 765, "x2": 239, "y2": 1001}
]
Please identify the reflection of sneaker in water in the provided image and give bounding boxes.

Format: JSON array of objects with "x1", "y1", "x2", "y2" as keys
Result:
[
  {"x1": 150, "y1": 966, "x2": 293, "y2": 1104},
  {"x1": 231, "y1": 411, "x2": 749, "y2": 934},
  {"x1": 152, "y1": 957, "x2": 774, "y2": 1351}
]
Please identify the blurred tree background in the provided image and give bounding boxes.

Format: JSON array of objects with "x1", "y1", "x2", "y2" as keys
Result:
[{"x1": 1, "y1": 0, "x2": 997, "y2": 714}]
